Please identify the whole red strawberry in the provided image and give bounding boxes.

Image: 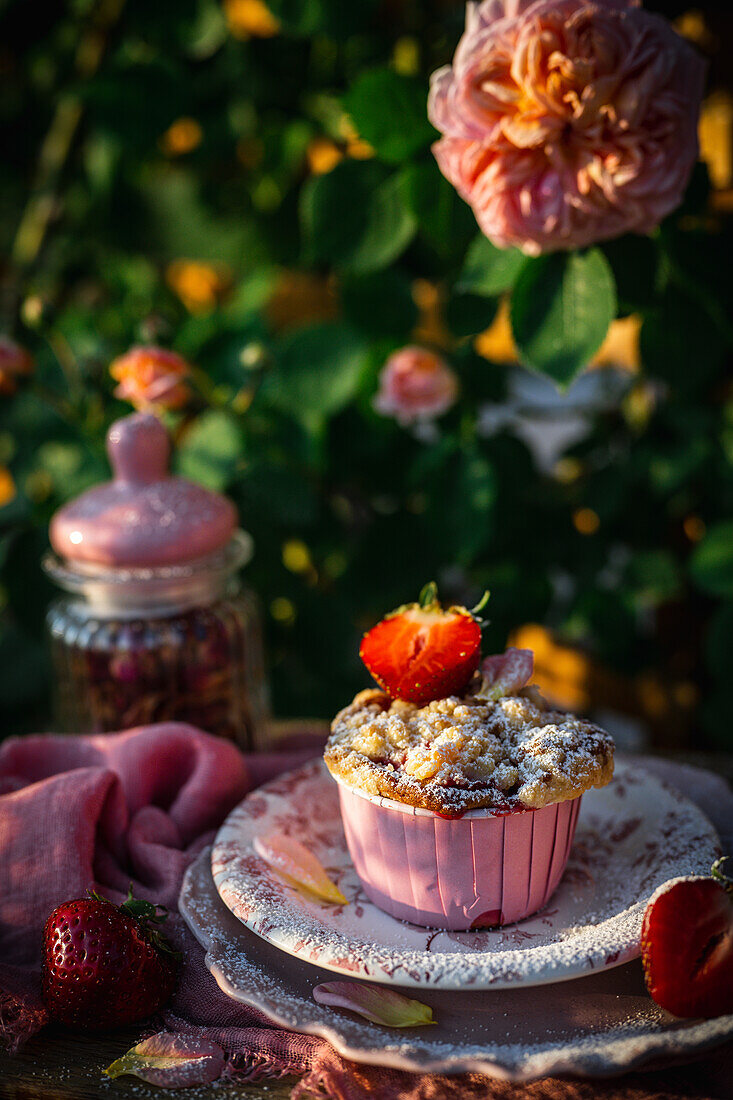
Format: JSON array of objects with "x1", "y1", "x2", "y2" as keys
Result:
[
  {"x1": 641, "y1": 857, "x2": 733, "y2": 1019},
  {"x1": 41, "y1": 887, "x2": 178, "y2": 1030},
  {"x1": 359, "y1": 583, "x2": 487, "y2": 706}
]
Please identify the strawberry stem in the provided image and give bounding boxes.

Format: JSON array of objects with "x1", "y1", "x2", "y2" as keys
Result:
[
  {"x1": 470, "y1": 589, "x2": 491, "y2": 621},
  {"x1": 710, "y1": 856, "x2": 733, "y2": 894},
  {"x1": 120, "y1": 884, "x2": 169, "y2": 924},
  {"x1": 419, "y1": 581, "x2": 438, "y2": 609},
  {"x1": 149, "y1": 929, "x2": 182, "y2": 961}
]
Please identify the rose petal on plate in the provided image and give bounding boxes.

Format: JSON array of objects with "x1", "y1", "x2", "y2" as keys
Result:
[
  {"x1": 313, "y1": 981, "x2": 435, "y2": 1027},
  {"x1": 254, "y1": 833, "x2": 347, "y2": 905},
  {"x1": 103, "y1": 1032, "x2": 225, "y2": 1087},
  {"x1": 476, "y1": 647, "x2": 534, "y2": 700}
]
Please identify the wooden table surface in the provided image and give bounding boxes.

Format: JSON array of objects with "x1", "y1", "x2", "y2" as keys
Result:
[
  {"x1": 0, "y1": 1027, "x2": 296, "y2": 1100},
  {"x1": 2, "y1": 1028, "x2": 733, "y2": 1100}
]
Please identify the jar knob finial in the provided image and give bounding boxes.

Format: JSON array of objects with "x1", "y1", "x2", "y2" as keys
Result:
[{"x1": 107, "y1": 413, "x2": 171, "y2": 485}]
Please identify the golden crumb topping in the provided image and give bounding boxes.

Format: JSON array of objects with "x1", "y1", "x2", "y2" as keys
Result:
[{"x1": 324, "y1": 687, "x2": 614, "y2": 815}]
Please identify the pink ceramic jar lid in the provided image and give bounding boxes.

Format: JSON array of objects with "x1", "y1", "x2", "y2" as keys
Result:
[{"x1": 50, "y1": 413, "x2": 238, "y2": 567}]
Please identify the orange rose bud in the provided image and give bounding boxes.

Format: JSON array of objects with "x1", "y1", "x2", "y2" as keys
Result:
[{"x1": 110, "y1": 346, "x2": 191, "y2": 412}]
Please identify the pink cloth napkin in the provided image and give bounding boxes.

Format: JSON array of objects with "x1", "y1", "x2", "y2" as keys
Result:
[{"x1": 0, "y1": 725, "x2": 731, "y2": 1100}]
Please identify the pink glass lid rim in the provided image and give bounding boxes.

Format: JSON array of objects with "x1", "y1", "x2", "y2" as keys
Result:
[{"x1": 49, "y1": 412, "x2": 238, "y2": 567}]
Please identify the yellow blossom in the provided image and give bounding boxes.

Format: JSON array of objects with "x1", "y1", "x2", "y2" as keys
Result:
[
  {"x1": 346, "y1": 138, "x2": 375, "y2": 160},
  {"x1": 392, "y1": 37, "x2": 420, "y2": 76},
  {"x1": 683, "y1": 515, "x2": 706, "y2": 543},
  {"x1": 509, "y1": 624, "x2": 591, "y2": 712},
  {"x1": 266, "y1": 270, "x2": 337, "y2": 331},
  {"x1": 573, "y1": 507, "x2": 600, "y2": 535},
  {"x1": 271, "y1": 597, "x2": 296, "y2": 623},
  {"x1": 225, "y1": 0, "x2": 279, "y2": 39},
  {"x1": 307, "y1": 138, "x2": 343, "y2": 176},
  {"x1": 553, "y1": 457, "x2": 582, "y2": 484},
  {"x1": 159, "y1": 118, "x2": 203, "y2": 157},
  {"x1": 698, "y1": 92, "x2": 733, "y2": 191},
  {"x1": 339, "y1": 115, "x2": 375, "y2": 160},
  {"x1": 166, "y1": 260, "x2": 231, "y2": 314},
  {"x1": 0, "y1": 466, "x2": 15, "y2": 507},
  {"x1": 282, "y1": 539, "x2": 312, "y2": 574}
]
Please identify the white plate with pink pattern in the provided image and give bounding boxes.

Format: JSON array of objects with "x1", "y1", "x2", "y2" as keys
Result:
[
  {"x1": 210, "y1": 758, "x2": 720, "y2": 991},
  {"x1": 181, "y1": 850, "x2": 733, "y2": 1081}
]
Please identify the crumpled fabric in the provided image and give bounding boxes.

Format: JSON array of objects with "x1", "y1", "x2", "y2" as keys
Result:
[{"x1": 1, "y1": 725, "x2": 730, "y2": 1098}]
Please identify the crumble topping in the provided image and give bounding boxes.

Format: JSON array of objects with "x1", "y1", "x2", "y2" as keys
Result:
[{"x1": 324, "y1": 687, "x2": 614, "y2": 815}]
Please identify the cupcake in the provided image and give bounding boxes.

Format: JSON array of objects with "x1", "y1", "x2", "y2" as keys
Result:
[{"x1": 324, "y1": 585, "x2": 614, "y2": 930}]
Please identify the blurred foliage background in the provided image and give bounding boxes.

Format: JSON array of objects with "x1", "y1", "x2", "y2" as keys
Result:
[{"x1": 1, "y1": 0, "x2": 733, "y2": 747}]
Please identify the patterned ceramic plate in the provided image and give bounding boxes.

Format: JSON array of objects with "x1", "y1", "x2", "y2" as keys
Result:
[
  {"x1": 211, "y1": 759, "x2": 720, "y2": 991},
  {"x1": 181, "y1": 850, "x2": 733, "y2": 1081}
]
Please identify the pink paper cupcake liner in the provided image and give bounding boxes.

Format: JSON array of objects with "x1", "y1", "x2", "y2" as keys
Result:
[{"x1": 334, "y1": 776, "x2": 581, "y2": 930}]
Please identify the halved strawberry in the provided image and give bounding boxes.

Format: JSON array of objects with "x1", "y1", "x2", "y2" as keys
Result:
[
  {"x1": 359, "y1": 583, "x2": 485, "y2": 706},
  {"x1": 641, "y1": 858, "x2": 733, "y2": 1019}
]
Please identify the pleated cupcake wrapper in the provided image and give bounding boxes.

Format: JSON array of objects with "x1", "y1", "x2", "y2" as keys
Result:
[{"x1": 335, "y1": 778, "x2": 581, "y2": 930}]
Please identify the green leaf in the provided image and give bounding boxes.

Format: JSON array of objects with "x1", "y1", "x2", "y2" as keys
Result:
[
  {"x1": 399, "y1": 161, "x2": 477, "y2": 260},
  {"x1": 265, "y1": 0, "x2": 323, "y2": 34},
  {"x1": 346, "y1": 173, "x2": 416, "y2": 274},
  {"x1": 175, "y1": 410, "x2": 244, "y2": 490},
  {"x1": 640, "y1": 287, "x2": 725, "y2": 393},
  {"x1": 269, "y1": 0, "x2": 376, "y2": 37},
  {"x1": 344, "y1": 69, "x2": 436, "y2": 164},
  {"x1": 705, "y1": 602, "x2": 733, "y2": 683},
  {"x1": 457, "y1": 236, "x2": 527, "y2": 297},
  {"x1": 628, "y1": 550, "x2": 681, "y2": 605},
  {"x1": 648, "y1": 437, "x2": 709, "y2": 495},
  {"x1": 82, "y1": 60, "x2": 186, "y2": 150},
  {"x1": 422, "y1": 446, "x2": 497, "y2": 565},
  {"x1": 301, "y1": 161, "x2": 416, "y2": 275},
  {"x1": 237, "y1": 462, "x2": 318, "y2": 527},
  {"x1": 0, "y1": 623, "x2": 49, "y2": 712},
  {"x1": 452, "y1": 450, "x2": 497, "y2": 565},
  {"x1": 138, "y1": 167, "x2": 251, "y2": 266},
  {"x1": 265, "y1": 323, "x2": 368, "y2": 421},
  {"x1": 660, "y1": 226, "x2": 733, "y2": 348},
  {"x1": 602, "y1": 235, "x2": 659, "y2": 313},
  {"x1": 690, "y1": 521, "x2": 733, "y2": 598},
  {"x1": 446, "y1": 292, "x2": 498, "y2": 339},
  {"x1": 104, "y1": 1033, "x2": 225, "y2": 1087},
  {"x1": 510, "y1": 249, "x2": 617, "y2": 386},
  {"x1": 340, "y1": 270, "x2": 418, "y2": 337}
]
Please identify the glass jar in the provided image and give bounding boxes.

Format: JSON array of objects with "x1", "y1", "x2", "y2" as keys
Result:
[{"x1": 43, "y1": 531, "x2": 268, "y2": 749}]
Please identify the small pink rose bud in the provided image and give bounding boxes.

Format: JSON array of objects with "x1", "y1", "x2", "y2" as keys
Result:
[{"x1": 374, "y1": 346, "x2": 458, "y2": 426}]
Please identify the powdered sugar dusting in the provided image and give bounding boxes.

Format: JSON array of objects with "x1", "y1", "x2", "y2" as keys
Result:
[
  {"x1": 210, "y1": 758, "x2": 720, "y2": 991},
  {"x1": 325, "y1": 688, "x2": 614, "y2": 813},
  {"x1": 183, "y1": 848, "x2": 733, "y2": 1081}
]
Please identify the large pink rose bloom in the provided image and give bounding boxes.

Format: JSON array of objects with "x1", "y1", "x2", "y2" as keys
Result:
[
  {"x1": 428, "y1": 0, "x2": 706, "y2": 255},
  {"x1": 374, "y1": 347, "x2": 458, "y2": 426}
]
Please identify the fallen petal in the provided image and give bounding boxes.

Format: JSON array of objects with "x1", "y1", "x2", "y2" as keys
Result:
[
  {"x1": 476, "y1": 647, "x2": 534, "y2": 700},
  {"x1": 313, "y1": 981, "x2": 435, "y2": 1027},
  {"x1": 104, "y1": 1032, "x2": 225, "y2": 1087},
  {"x1": 254, "y1": 833, "x2": 347, "y2": 905}
]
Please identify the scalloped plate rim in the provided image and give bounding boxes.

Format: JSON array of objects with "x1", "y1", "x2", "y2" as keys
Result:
[{"x1": 180, "y1": 850, "x2": 733, "y2": 1082}]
